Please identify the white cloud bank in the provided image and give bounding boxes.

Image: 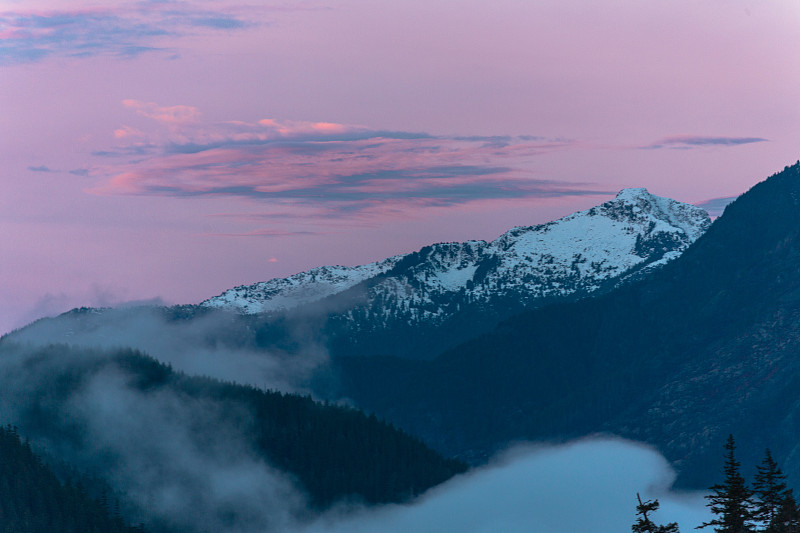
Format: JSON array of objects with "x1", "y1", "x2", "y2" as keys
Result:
[{"x1": 304, "y1": 437, "x2": 711, "y2": 533}]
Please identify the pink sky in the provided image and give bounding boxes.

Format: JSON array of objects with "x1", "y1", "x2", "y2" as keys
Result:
[{"x1": 1, "y1": 0, "x2": 799, "y2": 333}]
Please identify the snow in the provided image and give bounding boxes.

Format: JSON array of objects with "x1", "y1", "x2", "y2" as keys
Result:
[
  {"x1": 431, "y1": 263, "x2": 479, "y2": 291},
  {"x1": 201, "y1": 188, "x2": 711, "y2": 319},
  {"x1": 202, "y1": 255, "x2": 403, "y2": 314}
]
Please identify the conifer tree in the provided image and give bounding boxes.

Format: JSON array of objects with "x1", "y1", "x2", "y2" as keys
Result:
[
  {"x1": 697, "y1": 434, "x2": 756, "y2": 533},
  {"x1": 768, "y1": 490, "x2": 800, "y2": 533},
  {"x1": 753, "y1": 449, "x2": 790, "y2": 529},
  {"x1": 633, "y1": 493, "x2": 680, "y2": 533}
]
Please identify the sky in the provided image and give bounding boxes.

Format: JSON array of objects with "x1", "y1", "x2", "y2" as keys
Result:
[{"x1": 2, "y1": 0, "x2": 799, "y2": 333}]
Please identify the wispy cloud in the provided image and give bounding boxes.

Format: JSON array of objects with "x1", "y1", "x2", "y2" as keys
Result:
[
  {"x1": 87, "y1": 103, "x2": 603, "y2": 222},
  {"x1": 203, "y1": 229, "x2": 326, "y2": 238},
  {"x1": 28, "y1": 165, "x2": 91, "y2": 176},
  {"x1": 695, "y1": 196, "x2": 738, "y2": 218},
  {"x1": 642, "y1": 135, "x2": 768, "y2": 150},
  {"x1": 0, "y1": 3, "x2": 260, "y2": 65},
  {"x1": 123, "y1": 99, "x2": 201, "y2": 125}
]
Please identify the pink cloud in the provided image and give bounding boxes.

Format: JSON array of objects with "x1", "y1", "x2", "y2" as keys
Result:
[
  {"x1": 113, "y1": 125, "x2": 143, "y2": 139},
  {"x1": 87, "y1": 103, "x2": 600, "y2": 221},
  {"x1": 311, "y1": 122, "x2": 349, "y2": 134},
  {"x1": 255, "y1": 118, "x2": 361, "y2": 138},
  {"x1": 98, "y1": 171, "x2": 144, "y2": 194}
]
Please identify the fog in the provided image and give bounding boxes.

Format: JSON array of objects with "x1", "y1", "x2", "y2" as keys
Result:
[
  {"x1": 8, "y1": 306, "x2": 328, "y2": 395},
  {"x1": 304, "y1": 438, "x2": 711, "y2": 533},
  {"x1": 0, "y1": 342, "x2": 308, "y2": 532},
  {"x1": 1, "y1": 311, "x2": 711, "y2": 533}
]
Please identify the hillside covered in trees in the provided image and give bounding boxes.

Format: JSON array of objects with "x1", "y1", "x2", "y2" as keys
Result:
[
  {"x1": 0, "y1": 342, "x2": 466, "y2": 531},
  {"x1": 0, "y1": 424, "x2": 145, "y2": 533},
  {"x1": 334, "y1": 163, "x2": 800, "y2": 487}
]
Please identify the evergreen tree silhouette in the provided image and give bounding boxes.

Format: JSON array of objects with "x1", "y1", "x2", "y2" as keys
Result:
[
  {"x1": 753, "y1": 449, "x2": 790, "y2": 530},
  {"x1": 632, "y1": 493, "x2": 679, "y2": 533},
  {"x1": 697, "y1": 435, "x2": 756, "y2": 533},
  {"x1": 768, "y1": 490, "x2": 800, "y2": 533}
]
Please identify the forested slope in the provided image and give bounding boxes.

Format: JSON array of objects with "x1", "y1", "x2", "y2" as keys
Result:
[{"x1": 336, "y1": 162, "x2": 800, "y2": 487}]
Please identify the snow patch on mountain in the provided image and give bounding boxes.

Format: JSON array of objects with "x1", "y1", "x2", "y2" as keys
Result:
[{"x1": 202, "y1": 256, "x2": 403, "y2": 314}]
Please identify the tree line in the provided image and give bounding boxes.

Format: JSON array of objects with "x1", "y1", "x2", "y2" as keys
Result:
[
  {"x1": 633, "y1": 435, "x2": 800, "y2": 533},
  {"x1": 0, "y1": 424, "x2": 145, "y2": 533}
]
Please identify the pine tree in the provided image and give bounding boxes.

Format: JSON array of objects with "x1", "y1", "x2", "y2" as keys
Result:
[
  {"x1": 697, "y1": 435, "x2": 756, "y2": 533},
  {"x1": 753, "y1": 449, "x2": 790, "y2": 529},
  {"x1": 633, "y1": 493, "x2": 680, "y2": 533},
  {"x1": 768, "y1": 490, "x2": 800, "y2": 533}
]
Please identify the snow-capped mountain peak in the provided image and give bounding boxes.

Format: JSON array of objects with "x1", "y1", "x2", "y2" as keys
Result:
[{"x1": 201, "y1": 190, "x2": 711, "y2": 321}]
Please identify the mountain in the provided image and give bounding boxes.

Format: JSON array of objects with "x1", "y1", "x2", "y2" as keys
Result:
[
  {"x1": 203, "y1": 188, "x2": 711, "y2": 359},
  {"x1": 333, "y1": 162, "x2": 800, "y2": 489},
  {"x1": 0, "y1": 342, "x2": 466, "y2": 532}
]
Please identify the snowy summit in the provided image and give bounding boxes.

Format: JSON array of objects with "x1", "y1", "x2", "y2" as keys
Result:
[{"x1": 201, "y1": 189, "x2": 711, "y2": 325}]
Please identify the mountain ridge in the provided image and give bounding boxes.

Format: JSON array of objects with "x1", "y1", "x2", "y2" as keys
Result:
[
  {"x1": 333, "y1": 161, "x2": 800, "y2": 488},
  {"x1": 203, "y1": 188, "x2": 711, "y2": 359},
  {"x1": 203, "y1": 188, "x2": 710, "y2": 319}
]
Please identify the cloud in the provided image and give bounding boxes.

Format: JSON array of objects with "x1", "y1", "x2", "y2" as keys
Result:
[
  {"x1": 0, "y1": 341, "x2": 308, "y2": 533},
  {"x1": 643, "y1": 135, "x2": 768, "y2": 150},
  {"x1": 86, "y1": 103, "x2": 604, "y2": 223},
  {"x1": 11, "y1": 306, "x2": 327, "y2": 394},
  {"x1": 7, "y1": 284, "x2": 166, "y2": 334},
  {"x1": 28, "y1": 165, "x2": 90, "y2": 176},
  {"x1": 302, "y1": 438, "x2": 710, "y2": 533},
  {"x1": 204, "y1": 229, "x2": 325, "y2": 238},
  {"x1": 113, "y1": 125, "x2": 145, "y2": 139},
  {"x1": 123, "y1": 99, "x2": 201, "y2": 125},
  {"x1": 0, "y1": 3, "x2": 259, "y2": 65},
  {"x1": 695, "y1": 196, "x2": 738, "y2": 218},
  {"x1": 187, "y1": 16, "x2": 249, "y2": 30},
  {"x1": 4, "y1": 308, "x2": 711, "y2": 533}
]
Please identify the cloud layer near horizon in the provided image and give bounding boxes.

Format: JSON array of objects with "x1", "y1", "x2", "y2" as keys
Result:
[{"x1": 643, "y1": 136, "x2": 768, "y2": 150}]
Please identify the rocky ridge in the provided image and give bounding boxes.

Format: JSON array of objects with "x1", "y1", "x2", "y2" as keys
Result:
[{"x1": 202, "y1": 189, "x2": 711, "y2": 332}]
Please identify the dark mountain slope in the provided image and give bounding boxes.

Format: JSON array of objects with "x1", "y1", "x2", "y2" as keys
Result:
[
  {"x1": 335, "y1": 162, "x2": 800, "y2": 486},
  {"x1": 204, "y1": 188, "x2": 710, "y2": 360},
  {"x1": 0, "y1": 424, "x2": 145, "y2": 533}
]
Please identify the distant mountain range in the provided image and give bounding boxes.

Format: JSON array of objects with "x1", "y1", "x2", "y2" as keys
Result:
[
  {"x1": 333, "y1": 162, "x2": 800, "y2": 490},
  {"x1": 203, "y1": 188, "x2": 711, "y2": 359}
]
